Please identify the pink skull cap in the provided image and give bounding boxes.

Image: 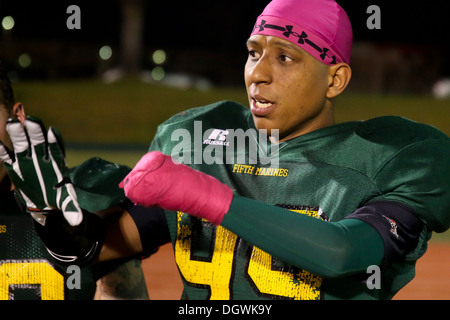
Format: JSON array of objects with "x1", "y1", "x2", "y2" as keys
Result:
[{"x1": 250, "y1": 0, "x2": 353, "y2": 65}]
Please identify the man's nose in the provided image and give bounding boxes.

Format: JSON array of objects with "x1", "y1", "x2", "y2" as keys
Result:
[{"x1": 246, "y1": 55, "x2": 272, "y2": 85}]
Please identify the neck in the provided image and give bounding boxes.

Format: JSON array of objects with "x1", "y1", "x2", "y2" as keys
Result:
[{"x1": 276, "y1": 102, "x2": 335, "y2": 143}]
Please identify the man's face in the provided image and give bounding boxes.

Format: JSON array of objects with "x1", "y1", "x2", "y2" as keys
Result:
[{"x1": 245, "y1": 35, "x2": 334, "y2": 142}]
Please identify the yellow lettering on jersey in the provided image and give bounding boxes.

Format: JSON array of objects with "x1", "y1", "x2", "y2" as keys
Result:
[
  {"x1": 248, "y1": 247, "x2": 322, "y2": 300},
  {"x1": 247, "y1": 207, "x2": 323, "y2": 299},
  {"x1": 175, "y1": 212, "x2": 238, "y2": 299},
  {"x1": 0, "y1": 261, "x2": 64, "y2": 300},
  {"x1": 175, "y1": 207, "x2": 324, "y2": 300},
  {"x1": 291, "y1": 208, "x2": 320, "y2": 218},
  {"x1": 232, "y1": 164, "x2": 289, "y2": 177}
]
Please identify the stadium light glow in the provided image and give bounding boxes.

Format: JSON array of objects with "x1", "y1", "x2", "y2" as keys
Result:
[
  {"x1": 2, "y1": 16, "x2": 15, "y2": 30},
  {"x1": 151, "y1": 67, "x2": 165, "y2": 81},
  {"x1": 18, "y1": 53, "x2": 31, "y2": 68},
  {"x1": 152, "y1": 49, "x2": 166, "y2": 65},
  {"x1": 99, "y1": 45, "x2": 113, "y2": 60}
]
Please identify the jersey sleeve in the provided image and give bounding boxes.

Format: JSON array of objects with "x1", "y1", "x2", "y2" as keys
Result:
[
  {"x1": 370, "y1": 138, "x2": 450, "y2": 233},
  {"x1": 221, "y1": 195, "x2": 385, "y2": 278},
  {"x1": 344, "y1": 200, "x2": 423, "y2": 267}
]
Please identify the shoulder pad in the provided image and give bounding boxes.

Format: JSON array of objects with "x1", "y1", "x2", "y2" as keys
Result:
[
  {"x1": 163, "y1": 100, "x2": 248, "y2": 125},
  {"x1": 355, "y1": 116, "x2": 448, "y2": 147}
]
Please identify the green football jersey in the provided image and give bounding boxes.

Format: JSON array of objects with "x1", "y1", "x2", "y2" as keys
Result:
[
  {"x1": 150, "y1": 100, "x2": 450, "y2": 300},
  {"x1": 0, "y1": 157, "x2": 137, "y2": 300},
  {"x1": 0, "y1": 191, "x2": 99, "y2": 300}
]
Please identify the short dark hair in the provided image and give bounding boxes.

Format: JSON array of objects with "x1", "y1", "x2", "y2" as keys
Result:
[{"x1": 0, "y1": 61, "x2": 15, "y2": 115}]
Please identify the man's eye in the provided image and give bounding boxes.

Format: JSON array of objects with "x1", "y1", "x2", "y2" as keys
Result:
[
  {"x1": 279, "y1": 55, "x2": 292, "y2": 62},
  {"x1": 248, "y1": 50, "x2": 259, "y2": 59}
]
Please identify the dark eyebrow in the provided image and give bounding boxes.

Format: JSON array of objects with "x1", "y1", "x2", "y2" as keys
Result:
[
  {"x1": 270, "y1": 39, "x2": 305, "y2": 55},
  {"x1": 246, "y1": 38, "x2": 306, "y2": 56},
  {"x1": 246, "y1": 39, "x2": 260, "y2": 47}
]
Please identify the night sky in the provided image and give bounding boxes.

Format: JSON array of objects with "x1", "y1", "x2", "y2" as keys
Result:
[
  {"x1": 0, "y1": 0, "x2": 449, "y2": 81},
  {"x1": 1, "y1": 1, "x2": 449, "y2": 49}
]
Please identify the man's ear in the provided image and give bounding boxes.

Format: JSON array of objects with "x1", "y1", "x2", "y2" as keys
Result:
[
  {"x1": 326, "y1": 63, "x2": 352, "y2": 99},
  {"x1": 12, "y1": 102, "x2": 26, "y2": 125}
]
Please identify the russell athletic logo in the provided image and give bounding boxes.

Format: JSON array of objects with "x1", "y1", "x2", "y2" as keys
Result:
[
  {"x1": 170, "y1": 121, "x2": 279, "y2": 167},
  {"x1": 203, "y1": 129, "x2": 230, "y2": 146}
]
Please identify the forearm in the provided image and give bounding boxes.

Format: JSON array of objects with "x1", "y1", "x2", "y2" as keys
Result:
[
  {"x1": 98, "y1": 209, "x2": 144, "y2": 262},
  {"x1": 221, "y1": 196, "x2": 385, "y2": 278}
]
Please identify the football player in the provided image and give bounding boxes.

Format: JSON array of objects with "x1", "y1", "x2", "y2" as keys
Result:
[
  {"x1": 2, "y1": 0, "x2": 449, "y2": 300},
  {"x1": 0, "y1": 64, "x2": 149, "y2": 300}
]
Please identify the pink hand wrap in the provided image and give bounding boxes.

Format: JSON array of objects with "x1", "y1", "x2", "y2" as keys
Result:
[{"x1": 119, "y1": 151, "x2": 233, "y2": 225}]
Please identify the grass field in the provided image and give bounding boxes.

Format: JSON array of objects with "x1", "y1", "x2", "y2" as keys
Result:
[
  {"x1": 13, "y1": 78, "x2": 450, "y2": 145},
  {"x1": 12, "y1": 79, "x2": 250, "y2": 145},
  {"x1": 14, "y1": 78, "x2": 450, "y2": 243}
]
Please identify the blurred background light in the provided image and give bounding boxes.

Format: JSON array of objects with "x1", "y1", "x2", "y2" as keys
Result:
[
  {"x1": 99, "y1": 45, "x2": 113, "y2": 61},
  {"x1": 432, "y1": 78, "x2": 450, "y2": 99},
  {"x1": 151, "y1": 66, "x2": 165, "y2": 81},
  {"x1": 18, "y1": 53, "x2": 31, "y2": 68},
  {"x1": 152, "y1": 49, "x2": 166, "y2": 65},
  {"x1": 2, "y1": 16, "x2": 15, "y2": 30}
]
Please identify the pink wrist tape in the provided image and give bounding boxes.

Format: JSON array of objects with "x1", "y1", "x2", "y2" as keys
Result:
[{"x1": 119, "y1": 151, "x2": 233, "y2": 225}]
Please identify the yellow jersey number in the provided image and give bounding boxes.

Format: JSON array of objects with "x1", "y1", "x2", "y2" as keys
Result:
[
  {"x1": 175, "y1": 209, "x2": 323, "y2": 300},
  {"x1": 0, "y1": 260, "x2": 64, "y2": 300}
]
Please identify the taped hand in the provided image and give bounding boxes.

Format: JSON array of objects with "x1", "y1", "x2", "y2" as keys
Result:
[{"x1": 120, "y1": 151, "x2": 233, "y2": 225}]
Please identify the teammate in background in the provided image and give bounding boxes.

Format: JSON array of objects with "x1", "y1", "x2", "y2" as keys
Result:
[
  {"x1": 0, "y1": 65, "x2": 149, "y2": 300},
  {"x1": 2, "y1": 0, "x2": 450, "y2": 300}
]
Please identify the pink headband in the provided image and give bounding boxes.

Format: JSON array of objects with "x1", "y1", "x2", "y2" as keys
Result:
[{"x1": 250, "y1": 0, "x2": 353, "y2": 65}]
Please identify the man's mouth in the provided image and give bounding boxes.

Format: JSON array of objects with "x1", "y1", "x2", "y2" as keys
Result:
[
  {"x1": 254, "y1": 99, "x2": 273, "y2": 109},
  {"x1": 251, "y1": 96, "x2": 276, "y2": 116}
]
